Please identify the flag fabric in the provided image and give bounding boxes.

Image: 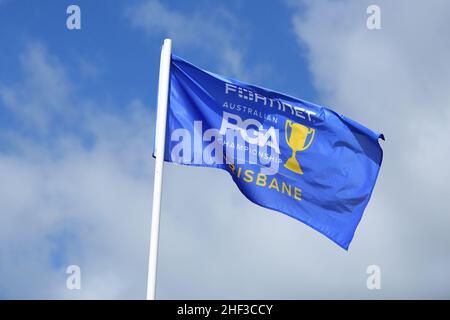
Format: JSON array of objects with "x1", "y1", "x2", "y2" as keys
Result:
[{"x1": 161, "y1": 55, "x2": 384, "y2": 250}]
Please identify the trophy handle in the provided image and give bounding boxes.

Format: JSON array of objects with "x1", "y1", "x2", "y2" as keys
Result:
[
  {"x1": 300, "y1": 128, "x2": 315, "y2": 151},
  {"x1": 285, "y1": 119, "x2": 292, "y2": 148}
]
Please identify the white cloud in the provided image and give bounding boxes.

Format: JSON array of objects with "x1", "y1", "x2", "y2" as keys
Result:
[
  {"x1": 0, "y1": 42, "x2": 153, "y2": 298},
  {"x1": 290, "y1": 0, "x2": 450, "y2": 297},
  {"x1": 125, "y1": 0, "x2": 250, "y2": 80},
  {"x1": 0, "y1": 42, "x2": 71, "y2": 133}
]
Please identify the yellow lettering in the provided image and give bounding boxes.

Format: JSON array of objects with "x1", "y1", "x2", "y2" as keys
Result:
[
  {"x1": 230, "y1": 166, "x2": 302, "y2": 202},
  {"x1": 256, "y1": 173, "x2": 267, "y2": 187},
  {"x1": 294, "y1": 187, "x2": 302, "y2": 201},
  {"x1": 243, "y1": 170, "x2": 254, "y2": 183},
  {"x1": 281, "y1": 182, "x2": 292, "y2": 196},
  {"x1": 268, "y1": 177, "x2": 279, "y2": 192}
]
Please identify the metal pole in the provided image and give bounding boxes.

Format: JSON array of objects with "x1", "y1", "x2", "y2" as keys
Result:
[{"x1": 146, "y1": 38, "x2": 172, "y2": 300}]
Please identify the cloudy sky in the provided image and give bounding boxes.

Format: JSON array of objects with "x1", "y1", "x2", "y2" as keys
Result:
[{"x1": 1, "y1": 0, "x2": 449, "y2": 299}]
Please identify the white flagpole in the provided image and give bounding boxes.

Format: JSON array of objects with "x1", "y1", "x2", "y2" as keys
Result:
[{"x1": 147, "y1": 38, "x2": 172, "y2": 300}]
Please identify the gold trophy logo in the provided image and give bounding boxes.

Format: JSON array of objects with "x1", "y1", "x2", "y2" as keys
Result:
[{"x1": 284, "y1": 120, "x2": 315, "y2": 174}]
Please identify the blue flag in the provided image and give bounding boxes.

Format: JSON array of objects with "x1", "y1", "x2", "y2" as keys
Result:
[{"x1": 162, "y1": 55, "x2": 383, "y2": 250}]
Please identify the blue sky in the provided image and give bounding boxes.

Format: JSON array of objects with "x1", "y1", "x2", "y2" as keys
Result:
[
  {"x1": 0, "y1": 0, "x2": 316, "y2": 118},
  {"x1": 0, "y1": 0, "x2": 318, "y2": 158},
  {"x1": 1, "y1": 0, "x2": 450, "y2": 299}
]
